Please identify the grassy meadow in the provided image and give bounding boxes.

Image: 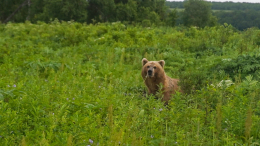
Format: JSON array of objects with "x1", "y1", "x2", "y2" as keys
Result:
[{"x1": 1, "y1": 21, "x2": 260, "y2": 145}]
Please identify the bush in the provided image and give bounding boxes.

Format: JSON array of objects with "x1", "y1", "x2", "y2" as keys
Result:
[{"x1": 211, "y1": 54, "x2": 260, "y2": 80}]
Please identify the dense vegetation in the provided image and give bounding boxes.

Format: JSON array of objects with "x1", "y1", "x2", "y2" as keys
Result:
[
  {"x1": 166, "y1": 1, "x2": 260, "y2": 30},
  {"x1": 0, "y1": 0, "x2": 168, "y2": 25},
  {"x1": 214, "y1": 10, "x2": 260, "y2": 30},
  {"x1": 2, "y1": 0, "x2": 260, "y2": 30},
  {"x1": 166, "y1": 1, "x2": 260, "y2": 11},
  {"x1": 1, "y1": 21, "x2": 260, "y2": 145}
]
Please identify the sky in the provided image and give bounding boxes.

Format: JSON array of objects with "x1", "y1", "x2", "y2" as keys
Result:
[{"x1": 167, "y1": 0, "x2": 260, "y2": 3}]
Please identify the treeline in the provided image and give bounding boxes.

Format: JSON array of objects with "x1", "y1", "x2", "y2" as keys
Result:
[
  {"x1": 214, "y1": 10, "x2": 260, "y2": 30},
  {"x1": 0, "y1": 0, "x2": 173, "y2": 26},
  {"x1": 166, "y1": 1, "x2": 260, "y2": 30},
  {"x1": 166, "y1": 1, "x2": 260, "y2": 11},
  {"x1": 211, "y1": 2, "x2": 260, "y2": 11},
  {"x1": 1, "y1": 0, "x2": 260, "y2": 30},
  {"x1": 0, "y1": 0, "x2": 217, "y2": 29}
]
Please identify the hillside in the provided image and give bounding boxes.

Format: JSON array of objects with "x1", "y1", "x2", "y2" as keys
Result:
[
  {"x1": 1, "y1": 22, "x2": 260, "y2": 145},
  {"x1": 166, "y1": 1, "x2": 260, "y2": 30}
]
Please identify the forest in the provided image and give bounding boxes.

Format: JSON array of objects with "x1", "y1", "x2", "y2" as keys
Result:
[
  {"x1": 166, "y1": 1, "x2": 260, "y2": 11},
  {"x1": 1, "y1": 0, "x2": 260, "y2": 145},
  {"x1": 166, "y1": 1, "x2": 260, "y2": 30},
  {"x1": 1, "y1": 0, "x2": 260, "y2": 30}
]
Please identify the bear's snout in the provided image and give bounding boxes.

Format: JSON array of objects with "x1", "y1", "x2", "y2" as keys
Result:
[{"x1": 148, "y1": 69, "x2": 153, "y2": 76}]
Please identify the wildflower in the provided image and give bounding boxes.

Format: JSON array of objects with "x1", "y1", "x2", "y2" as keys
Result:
[
  {"x1": 151, "y1": 135, "x2": 154, "y2": 138},
  {"x1": 7, "y1": 85, "x2": 10, "y2": 87},
  {"x1": 217, "y1": 80, "x2": 233, "y2": 88},
  {"x1": 89, "y1": 139, "x2": 93, "y2": 144},
  {"x1": 222, "y1": 58, "x2": 231, "y2": 62},
  {"x1": 13, "y1": 84, "x2": 16, "y2": 87},
  {"x1": 73, "y1": 98, "x2": 75, "y2": 100},
  {"x1": 66, "y1": 98, "x2": 69, "y2": 100},
  {"x1": 159, "y1": 108, "x2": 163, "y2": 111}
]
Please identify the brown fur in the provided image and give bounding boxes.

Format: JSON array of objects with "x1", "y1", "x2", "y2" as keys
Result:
[{"x1": 141, "y1": 58, "x2": 180, "y2": 105}]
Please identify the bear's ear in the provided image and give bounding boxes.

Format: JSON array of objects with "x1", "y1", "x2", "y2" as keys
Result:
[
  {"x1": 142, "y1": 58, "x2": 148, "y2": 66},
  {"x1": 158, "y1": 60, "x2": 165, "y2": 68}
]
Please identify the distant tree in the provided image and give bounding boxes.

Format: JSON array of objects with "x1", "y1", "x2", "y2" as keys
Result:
[
  {"x1": 115, "y1": 0, "x2": 137, "y2": 22},
  {"x1": 165, "y1": 1, "x2": 184, "y2": 9},
  {"x1": 88, "y1": 0, "x2": 167, "y2": 25},
  {"x1": 214, "y1": 10, "x2": 260, "y2": 30},
  {"x1": 208, "y1": 15, "x2": 218, "y2": 27},
  {"x1": 166, "y1": 1, "x2": 260, "y2": 12},
  {"x1": 38, "y1": 0, "x2": 88, "y2": 22},
  {"x1": 1, "y1": 0, "x2": 89, "y2": 23},
  {"x1": 1, "y1": 0, "x2": 167, "y2": 25},
  {"x1": 154, "y1": 0, "x2": 168, "y2": 21},
  {"x1": 183, "y1": 0, "x2": 214, "y2": 27},
  {"x1": 0, "y1": 0, "x2": 30, "y2": 23},
  {"x1": 87, "y1": 0, "x2": 116, "y2": 23},
  {"x1": 166, "y1": 9, "x2": 178, "y2": 27},
  {"x1": 29, "y1": 0, "x2": 44, "y2": 22}
]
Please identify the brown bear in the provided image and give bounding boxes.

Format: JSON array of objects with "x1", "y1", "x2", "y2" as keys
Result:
[{"x1": 141, "y1": 58, "x2": 180, "y2": 105}]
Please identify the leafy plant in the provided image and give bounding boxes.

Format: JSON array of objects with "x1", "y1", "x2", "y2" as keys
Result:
[
  {"x1": 1, "y1": 21, "x2": 260, "y2": 145},
  {"x1": 212, "y1": 54, "x2": 260, "y2": 80}
]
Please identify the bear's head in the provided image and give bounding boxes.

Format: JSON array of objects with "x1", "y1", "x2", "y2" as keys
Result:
[{"x1": 142, "y1": 58, "x2": 165, "y2": 78}]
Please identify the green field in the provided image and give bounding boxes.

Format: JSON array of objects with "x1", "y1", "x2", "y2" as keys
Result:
[{"x1": 1, "y1": 21, "x2": 260, "y2": 145}]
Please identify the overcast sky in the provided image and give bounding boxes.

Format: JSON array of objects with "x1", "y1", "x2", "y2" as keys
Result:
[{"x1": 167, "y1": 0, "x2": 260, "y2": 3}]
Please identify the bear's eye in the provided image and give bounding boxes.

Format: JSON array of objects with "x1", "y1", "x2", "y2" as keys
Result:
[
  {"x1": 154, "y1": 67, "x2": 156, "y2": 69},
  {"x1": 147, "y1": 66, "x2": 150, "y2": 68}
]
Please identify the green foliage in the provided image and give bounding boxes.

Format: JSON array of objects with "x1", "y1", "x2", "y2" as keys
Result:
[
  {"x1": 1, "y1": 21, "x2": 260, "y2": 145},
  {"x1": 214, "y1": 9, "x2": 260, "y2": 30},
  {"x1": 212, "y1": 54, "x2": 260, "y2": 80},
  {"x1": 183, "y1": 0, "x2": 215, "y2": 28},
  {"x1": 166, "y1": 1, "x2": 260, "y2": 30},
  {"x1": 0, "y1": 0, "x2": 30, "y2": 22},
  {"x1": 36, "y1": 0, "x2": 88, "y2": 23},
  {"x1": 115, "y1": 0, "x2": 138, "y2": 22},
  {"x1": 87, "y1": 0, "x2": 167, "y2": 25},
  {"x1": 166, "y1": 1, "x2": 260, "y2": 11},
  {"x1": 166, "y1": 9, "x2": 178, "y2": 27},
  {"x1": 1, "y1": 0, "x2": 167, "y2": 27}
]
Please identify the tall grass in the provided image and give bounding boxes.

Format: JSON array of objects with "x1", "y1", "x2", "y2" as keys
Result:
[{"x1": 0, "y1": 21, "x2": 260, "y2": 145}]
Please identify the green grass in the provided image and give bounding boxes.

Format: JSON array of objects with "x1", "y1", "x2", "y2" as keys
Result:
[{"x1": 1, "y1": 21, "x2": 260, "y2": 145}]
